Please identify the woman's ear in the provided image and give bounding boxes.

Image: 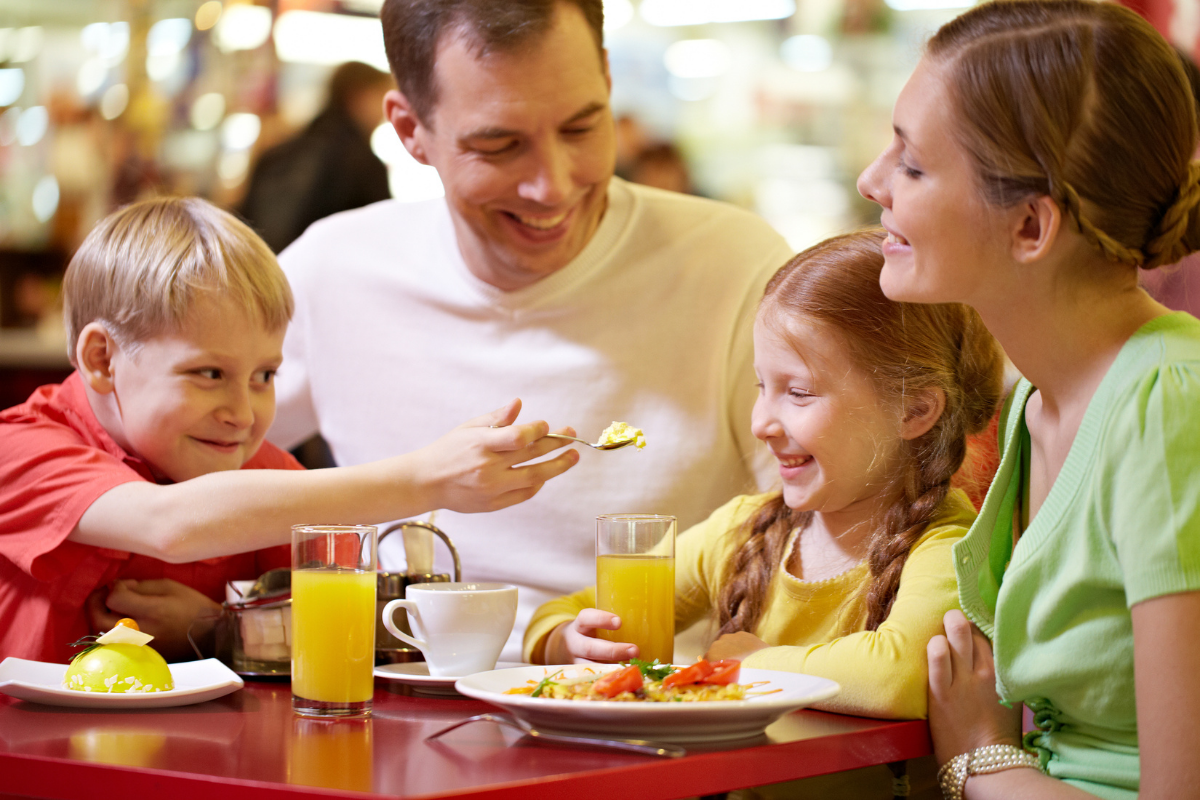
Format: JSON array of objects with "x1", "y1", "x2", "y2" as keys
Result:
[
  {"x1": 77, "y1": 323, "x2": 119, "y2": 394},
  {"x1": 1011, "y1": 194, "x2": 1062, "y2": 264},
  {"x1": 901, "y1": 387, "x2": 946, "y2": 441}
]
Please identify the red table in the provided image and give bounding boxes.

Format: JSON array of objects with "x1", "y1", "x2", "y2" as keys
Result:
[{"x1": 0, "y1": 680, "x2": 930, "y2": 799}]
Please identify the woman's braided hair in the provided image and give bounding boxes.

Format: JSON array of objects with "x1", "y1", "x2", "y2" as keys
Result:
[
  {"x1": 716, "y1": 229, "x2": 1005, "y2": 635},
  {"x1": 927, "y1": 0, "x2": 1200, "y2": 270}
]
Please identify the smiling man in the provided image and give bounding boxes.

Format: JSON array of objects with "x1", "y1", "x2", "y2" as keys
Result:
[{"x1": 268, "y1": 0, "x2": 794, "y2": 659}]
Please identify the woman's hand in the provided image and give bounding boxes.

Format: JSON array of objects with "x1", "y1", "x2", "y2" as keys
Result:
[
  {"x1": 415, "y1": 399, "x2": 580, "y2": 513},
  {"x1": 927, "y1": 609, "x2": 1022, "y2": 765},
  {"x1": 86, "y1": 579, "x2": 222, "y2": 662},
  {"x1": 543, "y1": 609, "x2": 639, "y2": 664},
  {"x1": 705, "y1": 631, "x2": 769, "y2": 662}
]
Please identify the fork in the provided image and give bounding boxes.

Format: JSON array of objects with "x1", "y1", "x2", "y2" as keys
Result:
[{"x1": 425, "y1": 712, "x2": 686, "y2": 758}]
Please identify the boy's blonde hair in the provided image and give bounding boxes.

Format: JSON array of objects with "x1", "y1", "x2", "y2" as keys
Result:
[{"x1": 63, "y1": 196, "x2": 293, "y2": 365}]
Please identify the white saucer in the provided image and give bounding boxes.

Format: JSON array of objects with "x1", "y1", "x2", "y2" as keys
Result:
[{"x1": 375, "y1": 661, "x2": 526, "y2": 696}]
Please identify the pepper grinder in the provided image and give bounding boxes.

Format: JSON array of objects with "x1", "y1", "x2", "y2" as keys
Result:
[{"x1": 374, "y1": 520, "x2": 462, "y2": 664}]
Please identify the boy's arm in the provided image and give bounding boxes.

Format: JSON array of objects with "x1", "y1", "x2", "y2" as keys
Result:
[{"x1": 72, "y1": 402, "x2": 578, "y2": 562}]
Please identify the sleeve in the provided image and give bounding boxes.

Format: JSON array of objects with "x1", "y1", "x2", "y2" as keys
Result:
[
  {"x1": 1104, "y1": 361, "x2": 1200, "y2": 606},
  {"x1": 267, "y1": 241, "x2": 322, "y2": 450},
  {"x1": 742, "y1": 520, "x2": 969, "y2": 719},
  {"x1": 0, "y1": 415, "x2": 143, "y2": 581}
]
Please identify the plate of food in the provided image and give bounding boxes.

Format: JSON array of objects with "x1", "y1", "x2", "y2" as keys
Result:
[
  {"x1": 0, "y1": 619, "x2": 243, "y2": 709},
  {"x1": 454, "y1": 660, "x2": 839, "y2": 743}
]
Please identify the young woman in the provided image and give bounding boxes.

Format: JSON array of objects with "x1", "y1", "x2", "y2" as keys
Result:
[{"x1": 857, "y1": 2, "x2": 1200, "y2": 798}]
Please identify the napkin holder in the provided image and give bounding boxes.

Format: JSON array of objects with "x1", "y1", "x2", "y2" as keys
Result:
[{"x1": 375, "y1": 520, "x2": 462, "y2": 665}]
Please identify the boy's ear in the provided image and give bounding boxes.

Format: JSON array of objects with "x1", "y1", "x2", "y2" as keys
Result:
[
  {"x1": 1011, "y1": 194, "x2": 1062, "y2": 264},
  {"x1": 384, "y1": 89, "x2": 430, "y2": 166},
  {"x1": 77, "y1": 322, "x2": 119, "y2": 394},
  {"x1": 900, "y1": 388, "x2": 946, "y2": 441}
]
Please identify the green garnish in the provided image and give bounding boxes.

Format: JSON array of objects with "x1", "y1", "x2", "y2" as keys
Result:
[
  {"x1": 68, "y1": 634, "x2": 103, "y2": 662},
  {"x1": 624, "y1": 658, "x2": 674, "y2": 681},
  {"x1": 530, "y1": 669, "x2": 563, "y2": 698}
]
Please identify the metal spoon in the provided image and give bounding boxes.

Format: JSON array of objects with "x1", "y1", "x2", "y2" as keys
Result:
[
  {"x1": 426, "y1": 712, "x2": 686, "y2": 758},
  {"x1": 544, "y1": 433, "x2": 638, "y2": 451}
]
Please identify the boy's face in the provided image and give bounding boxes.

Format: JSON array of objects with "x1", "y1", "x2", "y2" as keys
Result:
[{"x1": 107, "y1": 295, "x2": 285, "y2": 483}]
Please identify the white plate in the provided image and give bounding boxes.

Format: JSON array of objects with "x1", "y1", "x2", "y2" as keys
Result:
[
  {"x1": 0, "y1": 657, "x2": 244, "y2": 709},
  {"x1": 454, "y1": 664, "x2": 840, "y2": 743},
  {"x1": 375, "y1": 661, "x2": 526, "y2": 696}
]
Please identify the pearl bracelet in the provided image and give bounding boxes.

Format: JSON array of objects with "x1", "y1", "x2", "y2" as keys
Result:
[{"x1": 937, "y1": 744, "x2": 1043, "y2": 800}]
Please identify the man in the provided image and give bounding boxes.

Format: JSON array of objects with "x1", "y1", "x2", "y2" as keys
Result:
[{"x1": 269, "y1": 0, "x2": 794, "y2": 660}]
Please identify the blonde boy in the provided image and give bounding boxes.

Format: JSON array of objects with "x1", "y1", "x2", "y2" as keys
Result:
[{"x1": 0, "y1": 197, "x2": 576, "y2": 663}]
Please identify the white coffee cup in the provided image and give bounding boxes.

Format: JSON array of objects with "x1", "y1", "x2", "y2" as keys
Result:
[{"x1": 381, "y1": 582, "x2": 517, "y2": 677}]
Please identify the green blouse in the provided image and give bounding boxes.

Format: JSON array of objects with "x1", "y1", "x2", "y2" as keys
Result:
[{"x1": 954, "y1": 312, "x2": 1200, "y2": 799}]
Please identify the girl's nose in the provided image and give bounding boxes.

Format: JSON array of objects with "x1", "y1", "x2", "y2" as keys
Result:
[{"x1": 750, "y1": 396, "x2": 782, "y2": 442}]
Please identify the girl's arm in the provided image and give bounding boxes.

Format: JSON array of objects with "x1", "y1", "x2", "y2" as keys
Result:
[
  {"x1": 71, "y1": 402, "x2": 578, "y2": 563},
  {"x1": 740, "y1": 521, "x2": 965, "y2": 718},
  {"x1": 928, "y1": 593, "x2": 1200, "y2": 799}
]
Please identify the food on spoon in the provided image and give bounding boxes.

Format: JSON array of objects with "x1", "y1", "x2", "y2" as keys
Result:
[
  {"x1": 62, "y1": 618, "x2": 175, "y2": 693},
  {"x1": 507, "y1": 658, "x2": 758, "y2": 702},
  {"x1": 596, "y1": 421, "x2": 646, "y2": 449}
]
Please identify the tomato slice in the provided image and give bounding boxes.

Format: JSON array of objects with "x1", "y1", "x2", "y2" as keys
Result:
[
  {"x1": 662, "y1": 659, "x2": 715, "y2": 688},
  {"x1": 700, "y1": 659, "x2": 741, "y2": 685},
  {"x1": 591, "y1": 665, "x2": 644, "y2": 698}
]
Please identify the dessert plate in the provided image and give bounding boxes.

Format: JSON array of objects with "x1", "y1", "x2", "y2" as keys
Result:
[
  {"x1": 455, "y1": 665, "x2": 839, "y2": 743},
  {"x1": 0, "y1": 657, "x2": 244, "y2": 709},
  {"x1": 375, "y1": 661, "x2": 525, "y2": 696}
]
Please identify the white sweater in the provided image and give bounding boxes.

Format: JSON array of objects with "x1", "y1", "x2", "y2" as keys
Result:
[{"x1": 270, "y1": 178, "x2": 794, "y2": 659}]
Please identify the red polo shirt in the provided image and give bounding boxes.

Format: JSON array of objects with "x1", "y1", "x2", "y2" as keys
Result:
[{"x1": 0, "y1": 372, "x2": 301, "y2": 663}]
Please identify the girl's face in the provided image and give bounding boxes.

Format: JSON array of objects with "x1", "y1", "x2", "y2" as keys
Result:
[
  {"x1": 856, "y1": 58, "x2": 1009, "y2": 306},
  {"x1": 751, "y1": 313, "x2": 905, "y2": 523}
]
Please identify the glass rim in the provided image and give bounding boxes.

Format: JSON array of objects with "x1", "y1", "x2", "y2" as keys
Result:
[
  {"x1": 595, "y1": 514, "x2": 676, "y2": 522},
  {"x1": 290, "y1": 524, "x2": 378, "y2": 533}
]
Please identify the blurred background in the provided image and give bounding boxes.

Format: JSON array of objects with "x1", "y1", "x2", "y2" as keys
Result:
[{"x1": 0, "y1": 0, "x2": 1195, "y2": 409}]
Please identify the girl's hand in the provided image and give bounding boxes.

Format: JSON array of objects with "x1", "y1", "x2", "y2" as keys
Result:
[
  {"x1": 927, "y1": 610, "x2": 1022, "y2": 765},
  {"x1": 416, "y1": 399, "x2": 580, "y2": 513},
  {"x1": 705, "y1": 631, "x2": 769, "y2": 662},
  {"x1": 543, "y1": 609, "x2": 638, "y2": 664}
]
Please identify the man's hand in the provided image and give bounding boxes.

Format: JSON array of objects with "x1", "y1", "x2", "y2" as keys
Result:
[
  {"x1": 86, "y1": 579, "x2": 222, "y2": 662},
  {"x1": 705, "y1": 631, "x2": 769, "y2": 662},
  {"x1": 927, "y1": 610, "x2": 1023, "y2": 765},
  {"x1": 543, "y1": 609, "x2": 639, "y2": 664}
]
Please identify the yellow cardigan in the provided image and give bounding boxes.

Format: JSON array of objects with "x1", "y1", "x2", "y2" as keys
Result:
[{"x1": 524, "y1": 489, "x2": 977, "y2": 719}]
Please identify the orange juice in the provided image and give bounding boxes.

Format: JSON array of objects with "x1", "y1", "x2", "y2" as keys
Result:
[
  {"x1": 292, "y1": 569, "x2": 376, "y2": 704},
  {"x1": 596, "y1": 554, "x2": 674, "y2": 664}
]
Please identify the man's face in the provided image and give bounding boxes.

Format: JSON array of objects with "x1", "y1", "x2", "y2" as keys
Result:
[{"x1": 396, "y1": 3, "x2": 617, "y2": 291}]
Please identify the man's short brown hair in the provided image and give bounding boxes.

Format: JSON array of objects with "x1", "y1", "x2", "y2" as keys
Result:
[
  {"x1": 63, "y1": 196, "x2": 293, "y2": 365},
  {"x1": 380, "y1": 0, "x2": 604, "y2": 124}
]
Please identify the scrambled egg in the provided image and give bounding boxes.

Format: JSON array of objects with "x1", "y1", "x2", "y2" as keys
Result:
[{"x1": 597, "y1": 421, "x2": 646, "y2": 449}]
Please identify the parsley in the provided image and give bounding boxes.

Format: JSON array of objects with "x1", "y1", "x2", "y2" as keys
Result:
[
  {"x1": 530, "y1": 669, "x2": 562, "y2": 698},
  {"x1": 624, "y1": 658, "x2": 674, "y2": 681}
]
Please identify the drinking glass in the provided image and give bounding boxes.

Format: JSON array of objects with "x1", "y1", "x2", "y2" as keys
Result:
[
  {"x1": 595, "y1": 514, "x2": 676, "y2": 664},
  {"x1": 292, "y1": 524, "x2": 378, "y2": 718}
]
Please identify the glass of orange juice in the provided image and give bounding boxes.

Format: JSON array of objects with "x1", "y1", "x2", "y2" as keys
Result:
[
  {"x1": 291, "y1": 524, "x2": 378, "y2": 718},
  {"x1": 596, "y1": 514, "x2": 675, "y2": 664}
]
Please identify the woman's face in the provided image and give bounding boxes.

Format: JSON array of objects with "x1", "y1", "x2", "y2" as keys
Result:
[{"x1": 856, "y1": 58, "x2": 1010, "y2": 306}]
